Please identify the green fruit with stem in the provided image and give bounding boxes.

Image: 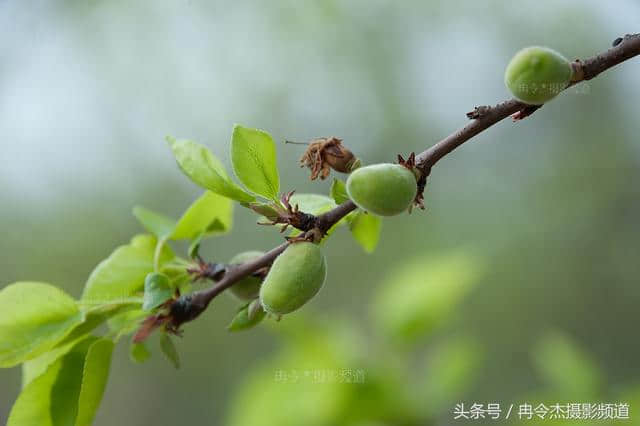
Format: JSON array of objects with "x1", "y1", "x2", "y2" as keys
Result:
[
  {"x1": 504, "y1": 46, "x2": 572, "y2": 105},
  {"x1": 346, "y1": 163, "x2": 417, "y2": 216},
  {"x1": 228, "y1": 251, "x2": 265, "y2": 300},
  {"x1": 259, "y1": 242, "x2": 326, "y2": 315}
]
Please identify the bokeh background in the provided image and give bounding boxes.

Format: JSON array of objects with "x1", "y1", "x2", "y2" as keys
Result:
[{"x1": 1, "y1": 1, "x2": 639, "y2": 425}]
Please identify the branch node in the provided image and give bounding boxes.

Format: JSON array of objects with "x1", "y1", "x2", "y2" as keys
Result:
[
  {"x1": 466, "y1": 106, "x2": 491, "y2": 120},
  {"x1": 187, "y1": 261, "x2": 226, "y2": 282},
  {"x1": 255, "y1": 191, "x2": 316, "y2": 233},
  {"x1": 398, "y1": 152, "x2": 427, "y2": 211},
  {"x1": 570, "y1": 59, "x2": 585, "y2": 83},
  {"x1": 511, "y1": 104, "x2": 542, "y2": 121}
]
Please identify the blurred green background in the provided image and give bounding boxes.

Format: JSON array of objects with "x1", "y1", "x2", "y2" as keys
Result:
[{"x1": 1, "y1": 1, "x2": 639, "y2": 424}]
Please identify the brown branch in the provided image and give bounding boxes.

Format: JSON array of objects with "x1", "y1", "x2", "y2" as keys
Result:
[
  {"x1": 180, "y1": 201, "x2": 359, "y2": 324},
  {"x1": 188, "y1": 242, "x2": 289, "y2": 313},
  {"x1": 417, "y1": 33, "x2": 640, "y2": 173},
  {"x1": 172, "y1": 32, "x2": 640, "y2": 328},
  {"x1": 314, "y1": 199, "x2": 358, "y2": 233}
]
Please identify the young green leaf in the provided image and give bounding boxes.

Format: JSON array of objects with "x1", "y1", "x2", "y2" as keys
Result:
[
  {"x1": 75, "y1": 339, "x2": 115, "y2": 426},
  {"x1": 172, "y1": 191, "x2": 233, "y2": 240},
  {"x1": 132, "y1": 206, "x2": 176, "y2": 240},
  {"x1": 106, "y1": 309, "x2": 148, "y2": 340},
  {"x1": 142, "y1": 273, "x2": 173, "y2": 311},
  {"x1": 532, "y1": 331, "x2": 602, "y2": 398},
  {"x1": 228, "y1": 301, "x2": 266, "y2": 332},
  {"x1": 21, "y1": 305, "x2": 134, "y2": 386},
  {"x1": 225, "y1": 318, "x2": 364, "y2": 426},
  {"x1": 0, "y1": 282, "x2": 84, "y2": 368},
  {"x1": 289, "y1": 193, "x2": 337, "y2": 216},
  {"x1": 247, "y1": 299, "x2": 263, "y2": 320},
  {"x1": 8, "y1": 336, "x2": 111, "y2": 426},
  {"x1": 167, "y1": 137, "x2": 255, "y2": 202},
  {"x1": 372, "y1": 252, "x2": 482, "y2": 344},
  {"x1": 8, "y1": 338, "x2": 93, "y2": 426},
  {"x1": 53, "y1": 312, "x2": 111, "y2": 350},
  {"x1": 330, "y1": 178, "x2": 350, "y2": 204},
  {"x1": 422, "y1": 337, "x2": 483, "y2": 412},
  {"x1": 348, "y1": 211, "x2": 382, "y2": 253},
  {"x1": 11, "y1": 358, "x2": 63, "y2": 425},
  {"x1": 130, "y1": 342, "x2": 151, "y2": 364},
  {"x1": 22, "y1": 337, "x2": 84, "y2": 389},
  {"x1": 159, "y1": 333, "x2": 180, "y2": 369},
  {"x1": 231, "y1": 125, "x2": 280, "y2": 200},
  {"x1": 81, "y1": 235, "x2": 173, "y2": 308},
  {"x1": 188, "y1": 232, "x2": 204, "y2": 259},
  {"x1": 243, "y1": 201, "x2": 280, "y2": 221}
]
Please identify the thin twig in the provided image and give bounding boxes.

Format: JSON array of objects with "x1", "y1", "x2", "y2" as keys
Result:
[
  {"x1": 418, "y1": 33, "x2": 640, "y2": 172},
  {"x1": 182, "y1": 33, "x2": 640, "y2": 325}
]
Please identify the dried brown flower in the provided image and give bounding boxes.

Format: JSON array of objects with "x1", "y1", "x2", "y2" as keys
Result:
[{"x1": 296, "y1": 137, "x2": 360, "y2": 180}]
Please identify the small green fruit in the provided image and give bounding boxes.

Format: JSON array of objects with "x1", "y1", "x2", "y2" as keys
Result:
[
  {"x1": 504, "y1": 46, "x2": 572, "y2": 105},
  {"x1": 228, "y1": 251, "x2": 265, "y2": 300},
  {"x1": 259, "y1": 242, "x2": 326, "y2": 315},
  {"x1": 346, "y1": 163, "x2": 417, "y2": 216}
]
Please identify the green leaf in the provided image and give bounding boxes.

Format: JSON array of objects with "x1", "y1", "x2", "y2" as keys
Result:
[
  {"x1": 8, "y1": 337, "x2": 112, "y2": 426},
  {"x1": 532, "y1": 331, "x2": 601, "y2": 398},
  {"x1": 167, "y1": 136, "x2": 255, "y2": 202},
  {"x1": 231, "y1": 125, "x2": 280, "y2": 200},
  {"x1": 289, "y1": 193, "x2": 337, "y2": 216},
  {"x1": 159, "y1": 333, "x2": 180, "y2": 369},
  {"x1": 330, "y1": 178, "x2": 349, "y2": 204},
  {"x1": 348, "y1": 211, "x2": 382, "y2": 253},
  {"x1": 372, "y1": 252, "x2": 482, "y2": 343},
  {"x1": 11, "y1": 357, "x2": 63, "y2": 426},
  {"x1": 225, "y1": 318, "x2": 367, "y2": 426},
  {"x1": 132, "y1": 206, "x2": 176, "y2": 240},
  {"x1": 0, "y1": 282, "x2": 84, "y2": 368},
  {"x1": 130, "y1": 342, "x2": 151, "y2": 364},
  {"x1": 131, "y1": 207, "x2": 179, "y2": 273},
  {"x1": 423, "y1": 337, "x2": 483, "y2": 412},
  {"x1": 81, "y1": 235, "x2": 173, "y2": 308},
  {"x1": 57, "y1": 304, "x2": 137, "y2": 353},
  {"x1": 54, "y1": 312, "x2": 111, "y2": 349},
  {"x1": 75, "y1": 339, "x2": 114, "y2": 426},
  {"x1": 22, "y1": 307, "x2": 131, "y2": 387},
  {"x1": 142, "y1": 273, "x2": 173, "y2": 311},
  {"x1": 187, "y1": 233, "x2": 204, "y2": 259},
  {"x1": 106, "y1": 309, "x2": 148, "y2": 340},
  {"x1": 9, "y1": 338, "x2": 93, "y2": 426},
  {"x1": 286, "y1": 193, "x2": 348, "y2": 238},
  {"x1": 22, "y1": 338, "x2": 83, "y2": 389},
  {"x1": 243, "y1": 201, "x2": 280, "y2": 221},
  {"x1": 228, "y1": 301, "x2": 266, "y2": 332},
  {"x1": 172, "y1": 191, "x2": 233, "y2": 240}
]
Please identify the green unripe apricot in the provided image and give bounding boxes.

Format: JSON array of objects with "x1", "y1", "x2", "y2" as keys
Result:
[
  {"x1": 346, "y1": 163, "x2": 417, "y2": 216},
  {"x1": 228, "y1": 251, "x2": 265, "y2": 300},
  {"x1": 504, "y1": 46, "x2": 572, "y2": 105},
  {"x1": 259, "y1": 242, "x2": 326, "y2": 315}
]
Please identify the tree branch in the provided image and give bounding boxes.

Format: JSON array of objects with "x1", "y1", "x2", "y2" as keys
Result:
[
  {"x1": 177, "y1": 32, "x2": 640, "y2": 327},
  {"x1": 418, "y1": 33, "x2": 640, "y2": 172},
  {"x1": 188, "y1": 242, "x2": 289, "y2": 313}
]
